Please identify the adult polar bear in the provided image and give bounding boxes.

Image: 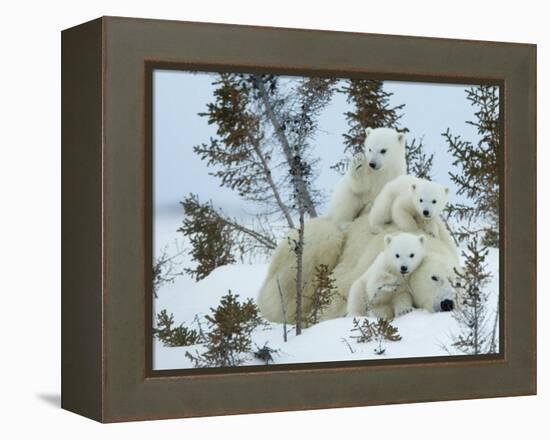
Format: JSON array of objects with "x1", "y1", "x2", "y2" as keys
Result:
[
  {"x1": 257, "y1": 205, "x2": 459, "y2": 323},
  {"x1": 256, "y1": 217, "x2": 345, "y2": 323},
  {"x1": 321, "y1": 214, "x2": 460, "y2": 320},
  {"x1": 257, "y1": 127, "x2": 406, "y2": 323}
]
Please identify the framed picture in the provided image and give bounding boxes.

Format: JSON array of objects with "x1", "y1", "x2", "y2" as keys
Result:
[{"x1": 62, "y1": 16, "x2": 536, "y2": 422}]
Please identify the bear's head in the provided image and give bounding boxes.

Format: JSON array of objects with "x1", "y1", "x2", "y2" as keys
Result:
[
  {"x1": 409, "y1": 255, "x2": 459, "y2": 312},
  {"x1": 411, "y1": 179, "x2": 449, "y2": 220},
  {"x1": 363, "y1": 127, "x2": 406, "y2": 171},
  {"x1": 383, "y1": 232, "x2": 426, "y2": 276}
]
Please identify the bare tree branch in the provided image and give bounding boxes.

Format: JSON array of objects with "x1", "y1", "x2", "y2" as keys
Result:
[
  {"x1": 219, "y1": 214, "x2": 277, "y2": 250},
  {"x1": 249, "y1": 134, "x2": 295, "y2": 228},
  {"x1": 254, "y1": 75, "x2": 318, "y2": 218}
]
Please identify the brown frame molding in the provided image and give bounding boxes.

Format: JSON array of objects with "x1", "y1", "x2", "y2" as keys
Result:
[{"x1": 62, "y1": 16, "x2": 536, "y2": 422}]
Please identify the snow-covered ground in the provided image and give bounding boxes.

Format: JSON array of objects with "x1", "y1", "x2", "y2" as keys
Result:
[{"x1": 153, "y1": 224, "x2": 500, "y2": 370}]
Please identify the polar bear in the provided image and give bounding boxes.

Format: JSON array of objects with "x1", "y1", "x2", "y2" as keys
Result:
[
  {"x1": 256, "y1": 127, "x2": 406, "y2": 323},
  {"x1": 326, "y1": 127, "x2": 407, "y2": 226},
  {"x1": 320, "y1": 219, "x2": 459, "y2": 320},
  {"x1": 369, "y1": 175, "x2": 449, "y2": 239},
  {"x1": 256, "y1": 217, "x2": 345, "y2": 323},
  {"x1": 408, "y1": 254, "x2": 460, "y2": 313},
  {"x1": 347, "y1": 233, "x2": 426, "y2": 319}
]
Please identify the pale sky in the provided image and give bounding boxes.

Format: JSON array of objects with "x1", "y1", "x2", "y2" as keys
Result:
[{"x1": 153, "y1": 70, "x2": 486, "y2": 241}]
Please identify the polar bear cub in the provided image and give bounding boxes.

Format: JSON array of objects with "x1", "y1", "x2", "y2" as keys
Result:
[
  {"x1": 347, "y1": 233, "x2": 426, "y2": 320},
  {"x1": 326, "y1": 127, "x2": 407, "y2": 226},
  {"x1": 369, "y1": 175, "x2": 449, "y2": 238}
]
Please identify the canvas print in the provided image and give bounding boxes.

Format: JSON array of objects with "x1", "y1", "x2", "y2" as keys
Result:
[{"x1": 151, "y1": 70, "x2": 500, "y2": 370}]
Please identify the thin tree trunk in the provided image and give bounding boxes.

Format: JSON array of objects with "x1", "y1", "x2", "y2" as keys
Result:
[
  {"x1": 488, "y1": 308, "x2": 499, "y2": 353},
  {"x1": 443, "y1": 216, "x2": 460, "y2": 247},
  {"x1": 250, "y1": 138, "x2": 295, "y2": 229},
  {"x1": 473, "y1": 292, "x2": 479, "y2": 355},
  {"x1": 276, "y1": 276, "x2": 288, "y2": 343},
  {"x1": 295, "y1": 207, "x2": 305, "y2": 335},
  {"x1": 253, "y1": 76, "x2": 318, "y2": 218},
  {"x1": 213, "y1": 211, "x2": 277, "y2": 250}
]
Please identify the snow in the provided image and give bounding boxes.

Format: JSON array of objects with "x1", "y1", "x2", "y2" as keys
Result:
[{"x1": 153, "y1": 248, "x2": 500, "y2": 370}]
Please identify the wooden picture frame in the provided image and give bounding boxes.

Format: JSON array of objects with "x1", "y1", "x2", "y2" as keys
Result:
[{"x1": 61, "y1": 16, "x2": 536, "y2": 423}]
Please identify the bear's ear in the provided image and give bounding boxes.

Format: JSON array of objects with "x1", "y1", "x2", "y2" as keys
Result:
[
  {"x1": 365, "y1": 127, "x2": 373, "y2": 138},
  {"x1": 397, "y1": 132, "x2": 406, "y2": 146},
  {"x1": 411, "y1": 183, "x2": 417, "y2": 192},
  {"x1": 418, "y1": 235, "x2": 426, "y2": 245},
  {"x1": 384, "y1": 235, "x2": 393, "y2": 246}
]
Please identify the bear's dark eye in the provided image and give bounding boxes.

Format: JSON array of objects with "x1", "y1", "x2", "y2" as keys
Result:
[
  {"x1": 395, "y1": 254, "x2": 400, "y2": 259},
  {"x1": 431, "y1": 275, "x2": 439, "y2": 282},
  {"x1": 410, "y1": 253, "x2": 414, "y2": 258},
  {"x1": 380, "y1": 149, "x2": 387, "y2": 154},
  {"x1": 432, "y1": 199, "x2": 436, "y2": 204},
  {"x1": 419, "y1": 198, "x2": 423, "y2": 203},
  {"x1": 368, "y1": 148, "x2": 372, "y2": 152}
]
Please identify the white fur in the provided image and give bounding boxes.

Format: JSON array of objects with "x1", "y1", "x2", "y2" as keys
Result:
[
  {"x1": 347, "y1": 233, "x2": 426, "y2": 319},
  {"x1": 369, "y1": 175, "x2": 449, "y2": 239},
  {"x1": 256, "y1": 217, "x2": 345, "y2": 323},
  {"x1": 408, "y1": 255, "x2": 461, "y2": 313},
  {"x1": 256, "y1": 212, "x2": 460, "y2": 323},
  {"x1": 321, "y1": 219, "x2": 460, "y2": 320},
  {"x1": 326, "y1": 127, "x2": 407, "y2": 226}
]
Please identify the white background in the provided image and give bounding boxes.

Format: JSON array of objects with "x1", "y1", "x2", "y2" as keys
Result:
[{"x1": 0, "y1": 0, "x2": 545, "y2": 438}]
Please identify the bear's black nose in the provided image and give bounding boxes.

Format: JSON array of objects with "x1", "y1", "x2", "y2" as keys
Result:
[
  {"x1": 400, "y1": 265, "x2": 408, "y2": 273},
  {"x1": 423, "y1": 210, "x2": 430, "y2": 217},
  {"x1": 440, "y1": 299, "x2": 454, "y2": 311},
  {"x1": 369, "y1": 162, "x2": 377, "y2": 169}
]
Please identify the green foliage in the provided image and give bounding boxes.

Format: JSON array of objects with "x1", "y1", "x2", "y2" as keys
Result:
[
  {"x1": 305, "y1": 264, "x2": 338, "y2": 326},
  {"x1": 350, "y1": 317, "x2": 402, "y2": 355},
  {"x1": 451, "y1": 234, "x2": 496, "y2": 355},
  {"x1": 351, "y1": 317, "x2": 402, "y2": 343},
  {"x1": 185, "y1": 292, "x2": 266, "y2": 368},
  {"x1": 335, "y1": 79, "x2": 433, "y2": 177},
  {"x1": 189, "y1": 73, "x2": 340, "y2": 260},
  {"x1": 153, "y1": 310, "x2": 203, "y2": 347},
  {"x1": 194, "y1": 73, "x2": 327, "y2": 223},
  {"x1": 194, "y1": 74, "x2": 267, "y2": 198},
  {"x1": 179, "y1": 194, "x2": 236, "y2": 281},
  {"x1": 340, "y1": 79, "x2": 405, "y2": 155},
  {"x1": 443, "y1": 85, "x2": 500, "y2": 246}
]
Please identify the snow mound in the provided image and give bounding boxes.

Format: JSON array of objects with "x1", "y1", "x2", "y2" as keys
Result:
[{"x1": 153, "y1": 249, "x2": 499, "y2": 370}]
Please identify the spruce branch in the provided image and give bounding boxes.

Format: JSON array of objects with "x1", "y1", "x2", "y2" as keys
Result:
[
  {"x1": 334, "y1": 79, "x2": 432, "y2": 179},
  {"x1": 179, "y1": 194, "x2": 237, "y2": 281},
  {"x1": 153, "y1": 310, "x2": 204, "y2": 347},
  {"x1": 443, "y1": 85, "x2": 500, "y2": 246},
  {"x1": 185, "y1": 292, "x2": 267, "y2": 368},
  {"x1": 449, "y1": 233, "x2": 495, "y2": 355},
  {"x1": 305, "y1": 264, "x2": 339, "y2": 326},
  {"x1": 350, "y1": 317, "x2": 402, "y2": 356}
]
